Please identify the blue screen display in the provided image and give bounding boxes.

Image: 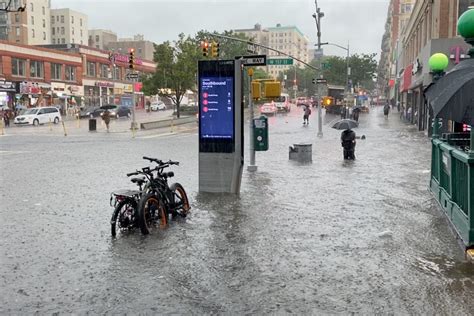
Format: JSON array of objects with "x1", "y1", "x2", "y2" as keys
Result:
[{"x1": 199, "y1": 77, "x2": 234, "y2": 139}]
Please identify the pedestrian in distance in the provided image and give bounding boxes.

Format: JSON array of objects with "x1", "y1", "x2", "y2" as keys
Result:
[
  {"x1": 352, "y1": 107, "x2": 360, "y2": 122},
  {"x1": 341, "y1": 128, "x2": 356, "y2": 160},
  {"x1": 303, "y1": 105, "x2": 311, "y2": 125},
  {"x1": 3, "y1": 110, "x2": 10, "y2": 127},
  {"x1": 102, "y1": 109, "x2": 111, "y2": 132},
  {"x1": 383, "y1": 102, "x2": 390, "y2": 119}
]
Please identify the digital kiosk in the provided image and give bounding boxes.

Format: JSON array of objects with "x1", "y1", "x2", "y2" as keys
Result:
[{"x1": 198, "y1": 60, "x2": 244, "y2": 193}]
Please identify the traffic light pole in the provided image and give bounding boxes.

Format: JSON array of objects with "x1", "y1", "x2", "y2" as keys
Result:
[
  {"x1": 131, "y1": 77, "x2": 137, "y2": 132},
  {"x1": 313, "y1": 0, "x2": 324, "y2": 137}
]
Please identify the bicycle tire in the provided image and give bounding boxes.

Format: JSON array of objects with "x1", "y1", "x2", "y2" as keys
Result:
[
  {"x1": 138, "y1": 193, "x2": 167, "y2": 235},
  {"x1": 170, "y1": 182, "x2": 190, "y2": 217},
  {"x1": 111, "y1": 199, "x2": 137, "y2": 237}
]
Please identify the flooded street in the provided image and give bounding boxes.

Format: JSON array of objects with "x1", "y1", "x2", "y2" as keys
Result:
[{"x1": 1, "y1": 107, "x2": 473, "y2": 314}]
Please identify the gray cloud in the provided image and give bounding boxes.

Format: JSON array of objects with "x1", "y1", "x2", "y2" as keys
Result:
[{"x1": 52, "y1": 0, "x2": 389, "y2": 59}]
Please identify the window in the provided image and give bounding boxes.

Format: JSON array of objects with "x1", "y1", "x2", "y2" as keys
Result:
[
  {"x1": 51, "y1": 16, "x2": 54, "y2": 24},
  {"x1": 57, "y1": 27, "x2": 59, "y2": 33},
  {"x1": 56, "y1": 16, "x2": 59, "y2": 22},
  {"x1": 65, "y1": 66, "x2": 76, "y2": 81},
  {"x1": 80, "y1": 18, "x2": 82, "y2": 27},
  {"x1": 31, "y1": 16, "x2": 34, "y2": 24},
  {"x1": 80, "y1": 40, "x2": 83, "y2": 44},
  {"x1": 80, "y1": 29, "x2": 82, "y2": 36},
  {"x1": 32, "y1": 29, "x2": 35, "y2": 38},
  {"x1": 51, "y1": 63, "x2": 62, "y2": 80},
  {"x1": 138, "y1": 48, "x2": 142, "y2": 54},
  {"x1": 95, "y1": 35, "x2": 99, "y2": 42},
  {"x1": 52, "y1": 38, "x2": 55, "y2": 44},
  {"x1": 52, "y1": 27, "x2": 55, "y2": 35},
  {"x1": 30, "y1": 2, "x2": 33, "y2": 11},
  {"x1": 42, "y1": 6, "x2": 45, "y2": 14},
  {"x1": 61, "y1": 38, "x2": 65, "y2": 44},
  {"x1": 112, "y1": 67, "x2": 121, "y2": 80},
  {"x1": 61, "y1": 27, "x2": 64, "y2": 35},
  {"x1": 15, "y1": 14, "x2": 19, "y2": 23},
  {"x1": 43, "y1": 19, "x2": 45, "y2": 27},
  {"x1": 43, "y1": 32, "x2": 46, "y2": 40},
  {"x1": 61, "y1": 16, "x2": 64, "y2": 23},
  {"x1": 12, "y1": 58, "x2": 26, "y2": 76},
  {"x1": 30, "y1": 61, "x2": 44, "y2": 78},
  {"x1": 72, "y1": 38, "x2": 75, "y2": 43},
  {"x1": 87, "y1": 62, "x2": 96, "y2": 76},
  {"x1": 15, "y1": 27, "x2": 20, "y2": 36},
  {"x1": 100, "y1": 64, "x2": 109, "y2": 78},
  {"x1": 72, "y1": 27, "x2": 74, "y2": 35}
]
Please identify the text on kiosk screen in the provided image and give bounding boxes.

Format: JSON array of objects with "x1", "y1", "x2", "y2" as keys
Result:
[{"x1": 200, "y1": 77, "x2": 234, "y2": 139}]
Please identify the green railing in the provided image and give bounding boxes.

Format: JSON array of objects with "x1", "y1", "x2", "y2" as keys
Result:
[{"x1": 452, "y1": 157, "x2": 468, "y2": 215}]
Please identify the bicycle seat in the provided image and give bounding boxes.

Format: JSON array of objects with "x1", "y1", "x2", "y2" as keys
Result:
[{"x1": 131, "y1": 177, "x2": 146, "y2": 186}]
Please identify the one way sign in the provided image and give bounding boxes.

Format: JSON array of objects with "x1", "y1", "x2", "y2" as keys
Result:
[{"x1": 235, "y1": 55, "x2": 267, "y2": 66}]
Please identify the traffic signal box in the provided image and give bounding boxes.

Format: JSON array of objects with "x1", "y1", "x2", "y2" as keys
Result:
[
  {"x1": 253, "y1": 116, "x2": 268, "y2": 151},
  {"x1": 263, "y1": 81, "x2": 281, "y2": 98},
  {"x1": 202, "y1": 41, "x2": 209, "y2": 57},
  {"x1": 129, "y1": 48, "x2": 135, "y2": 69},
  {"x1": 211, "y1": 41, "x2": 220, "y2": 58},
  {"x1": 251, "y1": 81, "x2": 261, "y2": 100}
]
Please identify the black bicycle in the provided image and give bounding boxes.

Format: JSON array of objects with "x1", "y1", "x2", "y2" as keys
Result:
[
  {"x1": 138, "y1": 156, "x2": 190, "y2": 235},
  {"x1": 110, "y1": 172, "x2": 148, "y2": 237}
]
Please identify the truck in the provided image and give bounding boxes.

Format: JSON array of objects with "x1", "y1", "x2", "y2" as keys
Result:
[{"x1": 324, "y1": 85, "x2": 345, "y2": 114}]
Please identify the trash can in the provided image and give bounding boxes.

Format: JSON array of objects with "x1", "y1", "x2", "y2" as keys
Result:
[
  {"x1": 89, "y1": 118, "x2": 96, "y2": 132},
  {"x1": 289, "y1": 143, "x2": 312, "y2": 163}
]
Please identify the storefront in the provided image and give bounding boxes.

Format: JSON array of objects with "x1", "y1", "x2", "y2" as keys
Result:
[
  {"x1": 17, "y1": 81, "x2": 52, "y2": 107},
  {"x1": 0, "y1": 79, "x2": 16, "y2": 109}
]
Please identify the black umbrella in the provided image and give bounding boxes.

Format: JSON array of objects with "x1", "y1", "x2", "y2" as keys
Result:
[
  {"x1": 424, "y1": 58, "x2": 474, "y2": 125},
  {"x1": 331, "y1": 119, "x2": 359, "y2": 130}
]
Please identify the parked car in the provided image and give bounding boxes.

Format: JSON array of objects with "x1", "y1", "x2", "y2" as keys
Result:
[
  {"x1": 260, "y1": 102, "x2": 277, "y2": 115},
  {"x1": 150, "y1": 101, "x2": 166, "y2": 111},
  {"x1": 114, "y1": 105, "x2": 132, "y2": 118},
  {"x1": 14, "y1": 107, "x2": 62, "y2": 126},
  {"x1": 78, "y1": 106, "x2": 100, "y2": 118},
  {"x1": 274, "y1": 93, "x2": 291, "y2": 112}
]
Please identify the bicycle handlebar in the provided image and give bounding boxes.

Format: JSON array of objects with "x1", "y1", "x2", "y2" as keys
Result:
[
  {"x1": 126, "y1": 172, "x2": 139, "y2": 177},
  {"x1": 143, "y1": 156, "x2": 179, "y2": 166},
  {"x1": 143, "y1": 156, "x2": 163, "y2": 164}
]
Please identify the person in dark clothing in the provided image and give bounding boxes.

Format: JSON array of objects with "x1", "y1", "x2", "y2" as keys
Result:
[
  {"x1": 102, "y1": 109, "x2": 111, "y2": 132},
  {"x1": 352, "y1": 107, "x2": 360, "y2": 122},
  {"x1": 341, "y1": 129, "x2": 356, "y2": 160},
  {"x1": 383, "y1": 102, "x2": 390, "y2": 118},
  {"x1": 3, "y1": 110, "x2": 10, "y2": 127}
]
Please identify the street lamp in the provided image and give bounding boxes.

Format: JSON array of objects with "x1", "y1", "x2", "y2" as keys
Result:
[{"x1": 320, "y1": 41, "x2": 351, "y2": 118}]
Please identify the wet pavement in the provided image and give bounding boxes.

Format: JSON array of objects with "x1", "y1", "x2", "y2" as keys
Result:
[{"x1": 1, "y1": 106, "x2": 473, "y2": 314}]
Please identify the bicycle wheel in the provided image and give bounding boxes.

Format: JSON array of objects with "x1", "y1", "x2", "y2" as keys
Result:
[
  {"x1": 111, "y1": 199, "x2": 138, "y2": 237},
  {"x1": 138, "y1": 193, "x2": 167, "y2": 235},
  {"x1": 170, "y1": 183, "x2": 190, "y2": 217}
]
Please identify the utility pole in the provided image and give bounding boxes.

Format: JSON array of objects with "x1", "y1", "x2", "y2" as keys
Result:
[
  {"x1": 312, "y1": 0, "x2": 324, "y2": 137},
  {"x1": 248, "y1": 68, "x2": 257, "y2": 172}
]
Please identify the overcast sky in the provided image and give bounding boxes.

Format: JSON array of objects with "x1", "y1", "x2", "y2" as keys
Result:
[{"x1": 53, "y1": 0, "x2": 389, "y2": 60}]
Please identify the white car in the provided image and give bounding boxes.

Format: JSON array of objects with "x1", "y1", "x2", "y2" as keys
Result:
[
  {"x1": 14, "y1": 107, "x2": 62, "y2": 126},
  {"x1": 150, "y1": 101, "x2": 166, "y2": 111}
]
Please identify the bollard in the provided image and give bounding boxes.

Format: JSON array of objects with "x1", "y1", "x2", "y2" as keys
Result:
[
  {"x1": 132, "y1": 125, "x2": 136, "y2": 138},
  {"x1": 171, "y1": 117, "x2": 175, "y2": 133},
  {"x1": 0, "y1": 118, "x2": 4, "y2": 135},
  {"x1": 61, "y1": 120, "x2": 67, "y2": 136},
  {"x1": 49, "y1": 117, "x2": 53, "y2": 131},
  {"x1": 77, "y1": 116, "x2": 80, "y2": 128}
]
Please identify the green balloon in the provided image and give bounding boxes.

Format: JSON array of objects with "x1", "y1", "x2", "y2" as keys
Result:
[
  {"x1": 458, "y1": 9, "x2": 474, "y2": 38},
  {"x1": 429, "y1": 53, "x2": 449, "y2": 71}
]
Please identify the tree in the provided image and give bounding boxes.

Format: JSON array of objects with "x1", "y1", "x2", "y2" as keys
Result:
[{"x1": 142, "y1": 33, "x2": 200, "y2": 118}]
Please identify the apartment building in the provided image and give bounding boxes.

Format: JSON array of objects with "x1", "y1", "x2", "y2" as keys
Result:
[
  {"x1": 50, "y1": 8, "x2": 87, "y2": 45},
  {"x1": 1, "y1": 0, "x2": 51, "y2": 45},
  {"x1": 106, "y1": 34, "x2": 154, "y2": 61},
  {"x1": 88, "y1": 29, "x2": 117, "y2": 50}
]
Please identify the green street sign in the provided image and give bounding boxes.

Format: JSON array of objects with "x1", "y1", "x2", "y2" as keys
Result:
[
  {"x1": 322, "y1": 62, "x2": 331, "y2": 70},
  {"x1": 267, "y1": 58, "x2": 293, "y2": 65}
]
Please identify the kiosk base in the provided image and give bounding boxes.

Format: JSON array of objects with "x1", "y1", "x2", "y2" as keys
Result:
[{"x1": 199, "y1": 152, "x2": 243, "y2": 194}]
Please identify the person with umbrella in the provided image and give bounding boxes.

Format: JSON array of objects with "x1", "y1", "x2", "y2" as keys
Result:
[
  {"x1": 102, "y1": 109, "x2": 111, "y2": 132},
  {"x1": 341, "y1": 128, "x2": 356, "y2": 160}
]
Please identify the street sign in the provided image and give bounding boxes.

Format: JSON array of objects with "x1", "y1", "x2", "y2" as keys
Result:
[
  {"x1": 126, "y1": 73, "x2": 139, "y2": 80},
  {"x1": 292, "y1": 85, "x2": 298, "y2": 91},
  {"x1": 235, "y1": 55, "x2": 267, "y2": 66},
  {"x1": 315, "y1": 78, "x2": 327, "y2": 84},
  {"x1": 314, "y1": 48, "x2": 324, "y2": 58},
  {"x1": 267, "y1": 58, "x2": 293, "y2": 66},
  {"x1": 247, "y1": 43, "x2": 258, "y2": 54}
]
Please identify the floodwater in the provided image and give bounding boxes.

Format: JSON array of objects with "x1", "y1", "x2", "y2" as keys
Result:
[{"x1": 1, "y1": 106, "x2": 473, "y2": 314}]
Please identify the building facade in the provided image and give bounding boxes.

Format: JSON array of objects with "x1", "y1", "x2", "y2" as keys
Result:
[
  {"x1": 50, "y1": 8, "x2": 87, "y2": 45},
  {"x1": 88, "y1": 29, "x2": 117, "y2": 50},
  {"x1": 106, "y1": 34, "x2": 155, "y2": 61},
  {"x1": 234, "y1": 23, "x2": 309, "y2": 77},
  {"x1": 398, "y1": 0, "x2": 473, "y2": 133},
  {"x1": 0, "y1": 40, "x2": 156, "y2": 111}
]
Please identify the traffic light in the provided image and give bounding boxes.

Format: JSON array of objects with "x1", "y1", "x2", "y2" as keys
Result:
[
  {"x1": 202, "y1": 41, "x2": 209, "y2": 57},
  {"x1": 211, "y1": 41, "x2": 220, "y2": 58},
  {"x1": 129, "y1": 48, "x2": 135, "y2": 69},
  {"x1": 323, "y1": 97, "x2": 333, "y2": 106}
]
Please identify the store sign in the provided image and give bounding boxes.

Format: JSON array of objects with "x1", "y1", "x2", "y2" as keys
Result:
[
  {"x1": 19, "y1": 82, "x2": 51, "y2": 94},
  {"x1": 0, "y1": 79, "x2": 16, "y2": 92},
  {"x1": 95, "y1": 81, "x2": 114, "y2": 88},
  {"x1": 112, "y1": 53, "x2": 143, "y2": 65},
  {"x1": 123, "y1": 84, "x2": 133, "y2": 93}
]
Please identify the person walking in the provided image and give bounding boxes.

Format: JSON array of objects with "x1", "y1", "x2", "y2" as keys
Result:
[
  {"x1": 3, "y1": 110, "x2": 10, "y2": 127},
  {"x1": 102, "y1": 109, "x2": 111, "y2": 132},
  {"x1": 341, "y1": 128, "x2": 356, "y2": 160},
  {"x1": 383, "y1": 102, "x2": 390, "y2": 119},
  {"x1": 303, "y1": 105, "x2": 311, "y2": 125}
]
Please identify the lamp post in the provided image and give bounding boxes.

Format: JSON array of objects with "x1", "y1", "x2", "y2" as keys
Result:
[
  {"x1": 320, "y1": 41, "x2": 350, "y2": 118},
  {"x1": 428, "y1": 53, "x2": 449, "y2": 139},
  {"x1": 312, "y1": 0, "x2": 324, "y2": 137}
]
